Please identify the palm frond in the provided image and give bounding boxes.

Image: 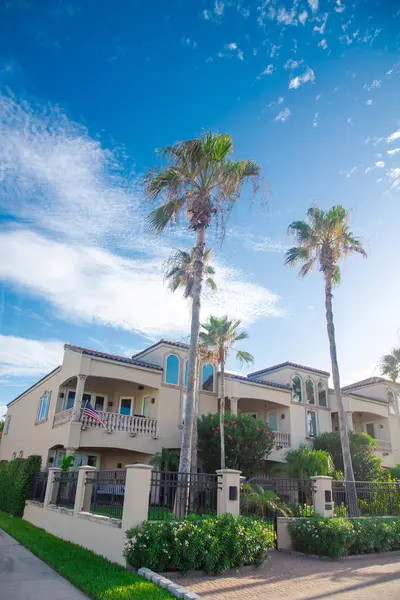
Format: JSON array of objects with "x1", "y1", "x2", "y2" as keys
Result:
[
  {"x1": 148, "y1": 197, "x2": 186, "y2": 232},
  {"x1": 380, "y1": 349, "x2": 400, "y2": 382},
  {"x1": 285, "y1": 246, "x2": 310, "y2": 266},
  {"x1": 236, "y1": 350, "x2": 254, "y2": 365}
]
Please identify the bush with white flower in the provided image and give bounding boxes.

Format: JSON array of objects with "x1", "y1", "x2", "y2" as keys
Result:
[{"x1": 124, "y1": 514, "x2": 275, "y2": 574}]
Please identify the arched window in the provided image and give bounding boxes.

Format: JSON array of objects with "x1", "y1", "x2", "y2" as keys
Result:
[
  {"x1": 165, "y1": 354, "x2": 180, "y2": 385},
  {"x1": 184, "y1": 360, "x2": 188, "y2": 387},
  {"x1": 388, "y1": 390, "x2": 396, "y2": 414},
  {"x1": 292, "y1": 376, "x2": 302, "y2": 402},
  {"x1": 305, "y1": 379, "x2": 315, "y2": 404},
  {"x1": 201, "y1": 363, "x2": 215, "y2": 391},
  {"x1": 318, "y1": 382, "x2": 327, "y2": 407}
]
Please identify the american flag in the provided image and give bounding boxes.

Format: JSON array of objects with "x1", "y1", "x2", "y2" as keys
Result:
[{"x1": 82, "y1": 401, "x2": 106, "y2": 428}]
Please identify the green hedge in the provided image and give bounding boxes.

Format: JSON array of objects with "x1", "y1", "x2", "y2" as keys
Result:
[
  {"x1": 0, "y1": 456, "x2": 42, "y2": 516},
  {"x1": 288, "y1": 516, "x2": 400, "y2": 558},
  {"x1": 125, "y1": 514, "x2": 275, "y2": 574}
]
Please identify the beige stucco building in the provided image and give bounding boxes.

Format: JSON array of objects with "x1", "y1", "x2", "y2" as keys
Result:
[{"x1": 1, "y1": 340, "x2": 399, "y2": 470}]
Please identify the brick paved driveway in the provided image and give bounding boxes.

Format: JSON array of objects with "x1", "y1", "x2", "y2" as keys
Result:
[{"x1": 179, "y1": 551, "x2": 400, "y2": 599}]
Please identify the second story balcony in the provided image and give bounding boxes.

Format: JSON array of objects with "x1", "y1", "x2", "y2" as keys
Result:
[{"x1": 53, "y1": 408, "x2": 157, "y2": 437}]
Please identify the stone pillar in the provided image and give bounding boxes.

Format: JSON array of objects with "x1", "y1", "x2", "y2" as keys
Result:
[
  {"x1": 346, "y1": 411, "x2": 354, "y2": 432},
  {"x1": 71, "y1": 374, "x2": 87, "y2": 422},
  {"x1": 216, "y1": 469, "x2": 241, "y2": 516},
  {"x1": 44, "y1": 467, "x2": 61, "y2": 506},
  {"x1": 121, "y1": 464, "x2": 153, "y2": 532},
  {"x1": 229, "y1": 397, "x2": 239, "y2": 417},
  {"x1": 311, "y1": 476, "x2": 333, "y2": 517},
  {"x1": 74, "y1": 466, "x2": 96, "y2": 515}
]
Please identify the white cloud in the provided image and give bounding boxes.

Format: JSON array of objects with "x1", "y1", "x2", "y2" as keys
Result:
[
  {"x1": 388, "y1": 168, "x2": 400, "y2": 188},
  {"x1": 298, "y1": 10, "x2": 308, "y2": 25},
  {"x1": 335, "y1": 0, "x2": 345, "y2": 12},
  {"x1": 319, "y1": 39, "x2": 328, "y2": 50},
  {"x1": 267, "y1": 97, "x2": 284, "y2": 108},
  {"x1": 274, "y1": 107, "x2": 292, "y2": 123},
  {"x1": 308, "y1": 0, "x2": 319, "y2": 12},
  {"x1": 365, "y1": 99, "x2": 373, "y2": 106},
  {"x1": 387, "y1": 130, "x2": 400, "y2": 144},
  {"x1": 284, "y1": 59, "x2": 303, "y2": 70},
  {"x1": 0, "y1": 230, "x2": 285, "y2": 336},
  {"x1": 387, "y1": 148, "x2": 400, "y2": 156},
  {"x1": 289, "y1": 67, "x2": 315, "y2": 89},
  {"x1": 229, "y1": 229, "x2": 289, "y2": 253},
  {"x1": 214, "y1": 1, "x2": 224, "y2": 16},
  {"x1": 202, "y1": 9, "x2": 211, "y2": 19},
  {"x1": 276, "y1": 8, "x2": 297, "y2": 25},
  {"x1": 375, "y1": 161, "x2": 385, "y2": 168},
  {"x1": 364, "y1": 79, "x2": 381, "y2": 91},
  {"x1": 226, "y1": 42, "x2": 237, "y2": 50},
  {"x1": 313, "y1": 13, "x2": 328, "y2": 34},
  {"x1": 257, "y1": 64, "x2": 274, "y2": 79},
  {"x1": 0, "y1": 335, "x2": 64, "y2": 377},
  {"x1": 181, "y1": 38, "x2": 197, "y2": 49},
  {"x1": 269, "y1": 44, "x2": 280, "y2": 58}
]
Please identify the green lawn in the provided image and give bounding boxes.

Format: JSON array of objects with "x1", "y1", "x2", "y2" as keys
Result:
[{"x1": 0, "y1": 512, "x2": 171, "y2": 600}]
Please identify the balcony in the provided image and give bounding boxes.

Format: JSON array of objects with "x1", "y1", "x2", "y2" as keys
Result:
[
  {"x1": 376, "y1": 439, "x2": 392, "y2": 453},
  {"x1": 81, "y1": 410, "x2": 157, "y2": 437},
  {"x1": 52, "y1": 409, "x2": 157, "y2": 438},
  {"x1": 273, "y1": 431, "x2": 290, "y2": 449}
]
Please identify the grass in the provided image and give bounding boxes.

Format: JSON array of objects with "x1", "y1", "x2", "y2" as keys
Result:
[{"x1": 0, "y1": 512, "x2": 171, "y2": 600}]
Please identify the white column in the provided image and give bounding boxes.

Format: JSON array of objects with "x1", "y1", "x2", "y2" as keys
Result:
[
  {"x1": 71, "y1": 374, "x2": 87, "y2": 422},
  {"x1": 44, "y1": 467, "x2": 61, "y2": 506},
  {"x1": 74, "y1": 466, "x2": 96, "y2": 515},
  {"x1": 230, "y1": 397, "x2": 239, "y2": 417},
  {"x1": 311, "y1": 476, "x2": 333, "y2": 517},
  {"x1": 346, "y1": 411, "x2": 354, "y2": 432},
  {"x1": 216, "y1": 469, "x2": 241, "y2": 516},
  {"x1": 121, "y1": 464, "x2": 153, "y2": 532}
]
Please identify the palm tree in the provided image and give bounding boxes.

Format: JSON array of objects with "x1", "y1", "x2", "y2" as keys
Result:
[
  {"x1": 149, "y1": 448, "x2": 180, "y2": 471},
  {"x1": 199, "y1": 315, "x2": 254, "y2": 469},
  {"x1": 164, "y1": 247, "x2": 217, "y2": 473},
  {"x1": 146, "y1": 132, "x2": 262, "y2": 475},
  {"x1": 280, "y1": 446, "x2": 335, "y2": 479},
  {"x1": 380, "y1": 347, "x2": 400, "y2": 382},
  {"x1": 241, "y1": 484, "x2": 290, "y2": 517},
  {"x1": 164, "y1": 248, "x2": 216, "y2": 298},
  {"x1": 285, "y1": 205, "x2": 366, "y2": 516}
]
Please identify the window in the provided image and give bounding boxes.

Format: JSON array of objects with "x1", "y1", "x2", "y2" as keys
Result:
[
  {"x1": 201, "y1": 363, "x2": 214, "y2": 391},
  {"x1": 292, "y1": 376, "x2": 302, "y2": 402},
  {"x1": 318, "y1": 382, "x2": 328, "y2": 407},
  {"x1": 142, "y1": 396, "x2": 150, "y2": 417},
  {"x1": 87, "y1": 455, "x2": 97, "y2": 467},
  {"x1": 82, "y1": 393, "x2": 92, "y2": 407},
  {"x1": 388, "y1": 391, "x2": 396, "y2": 415},
  {"x1": 4, "y1": 415, "x2": 11, "y2": 435},
  {"x1": 55, "y1": 450, "x2": 66, "y2": 468},
  {"x1": 165, "y1": 354, "x2": 180, "y2": 385},
  {"x1": 305, "y1": 379, "x2": 315, "y2": 404},
  {"x1": 184, "y1": 360, "x2": 188, "y2": 387},
  {"x1": 37, "y1": 392, "x2": 51, "y2": 422},
  {"x1": 95, "y1": 396, "x2": 105, "y2": 411},
  {"x1": 65, "y1": 390, "x2": 75, "y2": 410},
  {"x1": 267, "y1": 410, "x2": 278, "y2": 432},
  {"x1": 307, "y1": 410, "x2": 318, "y2": 438},
  {"x1": 181, "y1": 393, "x2": 187, "y2": 424},
  {"x1": 119, "y1": 398, "x2": 132, "y2": 416},
  {"x1": 365, "y1": 422, "x2": 375, "y2": 438}
]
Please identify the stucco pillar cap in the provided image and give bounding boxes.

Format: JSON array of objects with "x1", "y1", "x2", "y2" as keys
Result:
[
  {"x1": 216, "y1": 469, "x2": 242, "y2": 475},
  {"x1": 78, "y1": 465, "x2": 97, "y2": 471},
  {"x1": 310, "y1": 476, "x2": 333, "y2": 480},
  {"x1": 47, "y1": 467, "x2": 61, "y2": 472},
  {"x1": 125, "y1": 463, "x2": 153, "y2": 470}
]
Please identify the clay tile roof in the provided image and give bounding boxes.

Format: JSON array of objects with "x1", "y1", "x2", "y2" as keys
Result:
[
  {"x1": 248, "y1": 361, "x2": 330, "y2": 379},
  {"x1": 131, "y1": 339, "x2": 189, "y2": 359},
  {"x1": 64, "y1": 344, "x2": 163, "y2": 371}
]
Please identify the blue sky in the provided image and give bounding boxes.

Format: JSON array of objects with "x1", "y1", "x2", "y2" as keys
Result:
[{"x1": 0, "y1": 0, "x2": 399, "y2": 414}]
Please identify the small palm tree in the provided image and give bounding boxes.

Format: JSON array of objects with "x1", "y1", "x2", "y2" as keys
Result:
[
  {"x1": 199, "y1": 315, "x2": 254, "y2": 469},
  {"x1": 241, "y1": 484, "x2": 290, "y2": 517},
  {"x1": 146, "y1": 132, "x2": 262, "y2": 475},
  {"x1": 149, "y1": 448, "x2": 180, "y2": 471},
  {"x1": 281, "y1": 446, "x2": 335, "y2": 479},
  {"x1": 164, "y1": 247, "x2": 216, "y2": 474},
  {"x1": 164, "y1": 248, "x2": 216, "y2": 298},
  {"x1": 380, "y1": 348, "x2": 400, "y2": 382},
  {"x1": 285, "y1": 205, "x2": 366, "y2": 516}
]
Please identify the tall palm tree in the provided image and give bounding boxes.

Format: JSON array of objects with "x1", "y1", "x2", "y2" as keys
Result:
[
  {"x1": 199, "y1": 315, "x2": 254, "y2": 469},
  {"x1": 285, "y1": 205, "x2": 366, "y2": 516},
  {"x1": 380, "y1": 347, "x2": 400, "y2": 382},
  {"x1": 149, "y1": 448, "x2": 180, "y2": 471},
  {"x1": 146, "y1": 132, "x2": 262, "y2": 475},
  {"x1": 164, "y1": 248, "x2": 216, "y2": 298},
  {"x1": 164, "y1": 247, "x2": 217, "y2": 473}
]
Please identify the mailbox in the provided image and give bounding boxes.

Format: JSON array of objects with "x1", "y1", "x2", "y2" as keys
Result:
[
  {"x1": 325, "y1": 490, "x2": 332, "y2": 503},
  {"x1": 229, "y1": 486, "x2": 238, "y2": 501}
]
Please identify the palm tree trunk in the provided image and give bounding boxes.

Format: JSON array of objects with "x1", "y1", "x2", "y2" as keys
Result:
[
  {"x1": 324, "y1": 273, "x2": 359, "y2": 517},
  {"x1": 220, "y1": 360, "x2": 226, "y2": 470},
  {"x1": 190, "y1": 356, "x2": 200, "y2": 474},
  {"x1": 174, "y1": 227, "x2": 205, "y2": 516}
]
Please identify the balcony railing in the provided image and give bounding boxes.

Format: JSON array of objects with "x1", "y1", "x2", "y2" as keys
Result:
[
  {"x1": 53, "y1": 408, "x2": 73, "y2": 428},
  {"x1": 272, "y1": 431, "x2": 291, "y2": 449},
  {"x1": 80, "y1": 410, "x2": 157, "y2": 437},
  {"x1": 376, "y1": 439, "x2": 392, "y2": 453}
]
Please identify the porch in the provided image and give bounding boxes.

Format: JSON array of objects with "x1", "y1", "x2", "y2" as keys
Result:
[{"x1": 331, "y1": 410, "x2": 392, "y2": 454}]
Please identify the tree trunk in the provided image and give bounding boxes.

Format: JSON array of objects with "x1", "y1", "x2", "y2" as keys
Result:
[
  {"x1": 220, "y1": 360, "x2": 226, "y2": 470},
  {"x1": 324, "y1": 273, "x2": 359, "y2": 517},
  {"x1": 190, "y1": 357, "x2": 200, "y2": 474},
  {"x1": 174, "y1": 227, "x2": 205, "y2": 516}
]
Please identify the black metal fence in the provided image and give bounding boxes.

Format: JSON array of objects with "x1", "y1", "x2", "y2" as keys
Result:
[
  {"x1": 31, "y1": 472, "x2": 49, "y2": 503},
  {"x1": 53, "y1": 471, "x2": 78, "y2": 509},
  {"x1": 241, "y1": 477, "x2": 315, "y2": 519},
  {"x1": 149, "y1": 471, "x2": 220, "y2": 520},
  {"x1": 333, "y1": 480, "x2": 400, "y2": 517},
  {"x1": 88, "y1": 469, "x2": 126, "y2": 519}
]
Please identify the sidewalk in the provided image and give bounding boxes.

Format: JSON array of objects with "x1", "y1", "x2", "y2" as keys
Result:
[
  {"x1": 0, "y1": 528, "x2": 88, "y2": 600},
  {"x1": 179, "y1": 550, "x2": 400, "y2": 600}
]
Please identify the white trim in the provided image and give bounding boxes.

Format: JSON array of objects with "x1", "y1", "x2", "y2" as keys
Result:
[
  {"x1": 142, "y1": 395, "x2": 150, "y2": 418},
  {"x1": 119, "y1": 396, "x2": 134, "y2": 416}
]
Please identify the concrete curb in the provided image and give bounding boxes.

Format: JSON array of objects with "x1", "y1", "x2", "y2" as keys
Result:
[
  {"x1": 138, "y1": 567, "x2": 201, "y2": 599},
  {"x1": 280, "y1": 549, "x2": 400, "y2": 562}
]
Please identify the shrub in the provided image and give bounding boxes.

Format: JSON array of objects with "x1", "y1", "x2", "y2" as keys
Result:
[
  {"x1": 0, "y1": 455, "x2": 42, "y2": 516},
  {"x1": 125, "y1": 514, "x2": 275, "y2": 574},
  {"x1": 198, "y1": 412, "x2": 275, "y2": 474},
  {"x1": 289, "y1": 516, "x2": 400, "y2": 558}
]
